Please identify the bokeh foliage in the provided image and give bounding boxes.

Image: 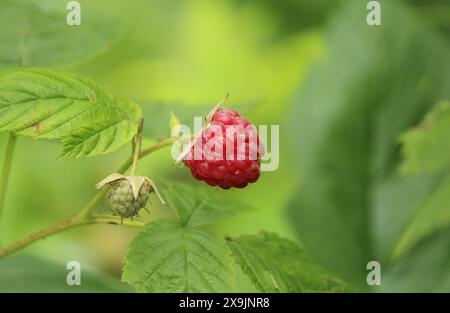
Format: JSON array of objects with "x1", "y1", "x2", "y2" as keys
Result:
[{"x1": 0, "y1": 0, "x2": 449, "y2": 292}]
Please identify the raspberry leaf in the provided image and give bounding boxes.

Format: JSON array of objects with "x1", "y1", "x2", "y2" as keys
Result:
[
  {"x1": 378, "y1": 227, "x2": 450, "y2": 292},
  {"x1": 163, "y1": 183, "x2": 251, "y2": 227},
  {"x1": 0, "y1": 69, "x2": 141, "y2": 158},
  {"x1": 287, "y1": 0, "x2": 450, "y2": 288},
  {"x1": 122, "y1": 219, "x2": 235, "y2": 292},
  {"x1": 390, "y1": 175, "x2": 450, "y2": 261},
  {"x1": 0, "y1": 0, "x2": 123, "y2": 68},
  {"x1": 387, "y1": 102, "x2": 450, "y2": 260},
  {"x1": 400, "y1": 101, "x2": 450, "y2": 175},
  {"x1": 226, "y1": 232, "x2": 351, "y2": 292}
]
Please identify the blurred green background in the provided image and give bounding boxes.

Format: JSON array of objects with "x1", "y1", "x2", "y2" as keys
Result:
[{"x1": 0, "y1": 0, "x2": 450, "y2": 292}]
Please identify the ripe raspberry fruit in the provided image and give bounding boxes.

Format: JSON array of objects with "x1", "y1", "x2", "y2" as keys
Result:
[
  {"x1": 183, "y1": 108, "x2": 264, "y2": 189},
  {"x1": 96, "y1": 174, "x2": 165, "y2": 218}
]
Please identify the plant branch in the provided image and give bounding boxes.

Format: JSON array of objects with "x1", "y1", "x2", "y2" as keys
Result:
[
  {"x1": 0, "y1": 213, "x2": 144, "y2": 259},
  {"x1": 89, "y1": 214, "x2": 145, "y2": 228},
  {"x1": 0, "y1": 135, "x2": 182, "y2": 259},
  {"x1": 0, "y1": 216, "x2": 84, "y2": 259},
  {"x1": 76, "y1": 188, "x2": 108, "y2": 220},
  {"x1": 0, "y1": 133, "x2": 17, "y2": 231},
  {"x1": 131, "y1": 118, "x2": 144, "y2": 176},
  {"x1": 117, "y1": 136, "x2": 185, "y2": 174}
]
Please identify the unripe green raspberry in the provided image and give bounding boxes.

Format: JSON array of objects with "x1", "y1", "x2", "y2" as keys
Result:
[
  {"x1": 107, "y1": 179, "x2": 152, "y2": 218},
  {"x1": 96, "y1": 173, "x2": 165, "y2": 219}
]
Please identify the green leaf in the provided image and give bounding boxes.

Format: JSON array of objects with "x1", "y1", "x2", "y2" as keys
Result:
[
  {"x1": 122, "y1": 219, "x2": 235, "y2": 292},
  {"x1": 371, "y1": 172, "x2": 444, "y2": 261},
  {"x1": 0, "y1": 254, "x2": 130, "y2": 292},
  {"x1": 0, "y1": 68, "x2": 141, "y2": 158},
  {"x1": 381, "y1": 228, "x2": 450, "y2": 292},
  {"x1": 287, "y1": 0, "x2": 450, "y2": 287},
  {"x1": 163, "y1": 183, "x2": 251, "y2": 227},
  {"x1": 226, "y1": 232, "x2": 350, "y2": 292},
  {"x1": 0, "y1": 0, "x2": 123, "y2": 68},
  {"x1": 389, "y1": 102, "x2": 450, "y2": 259},
  {"x1": 400, "y1": 101, "x2": 450, "y2": 175},
  {"x1": 391, "y1": 174, "x2": 450, "y2": 260}
]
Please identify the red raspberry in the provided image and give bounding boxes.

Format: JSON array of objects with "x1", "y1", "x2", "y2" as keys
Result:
[{"x1": 183, "y1": 108, "x2": 264, "y2": 189}]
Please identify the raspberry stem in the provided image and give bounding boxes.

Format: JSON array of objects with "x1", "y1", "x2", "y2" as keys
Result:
[
  {"x1": 0, "y1": 214, "x2": 143, "y2": 259},
  {"x1": 89, "y1": 214, "x2": 145, "y2": 227},
  {"x1": 131, "y1": 118, "x2": 144, "y2": 176},
  {"x1": 0, "y1": 135, "x2": 182, "y2": 259},
  {"x1": 0, "y1": 133, "x2": 17, "y2": 243},
  {"x1": 117, "y1": 136, "x2": 185, "y2": 174},
  {"x1": 0, "y1": 216, "x2": 83, "y2": 258}
]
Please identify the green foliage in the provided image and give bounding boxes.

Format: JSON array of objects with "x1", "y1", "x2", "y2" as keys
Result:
[
  {"x1": 0, "y1": 0, "x2": 123, "y2": 68},
  {"x1": 1, "y1": 0, "x2": 449, "y2": 294},
  {"x1": 287, "y1": 0, "x2": 450, "y2": 288},
  {"x1": 400, "y1": 101, "x2": 450, "y2": 174},
  {"x1": 380, "y1": 228, "x2": 450, "y2": 292},
  {"x1": 123, "y1": 219, "x2": 236, "y2": 292},
  {"x1": 226, "y1": 232, "x2": 350, "y2": 292},
  {"x1": 391, "y1": 102, "x2": 450, "y2": 259},
  {"x1": 0, "y1": 69, "x2": 141, "y2": 158},
  {"x1": 123, "y1": 182, "x2": 247, "y2": 292},
  {"x1": 0, "y1": 254, "x2": 130, "y2": 292},
  {"x1": 392, "y1": 175, "x2": 450, "y2": 260},
  {"x1": 106, "y1": 0, "x2": 323, "y2": 119},
  {"x1": 231, "y1": 0, "x2": 342, "y2": 36},
  {"x1": 163, "y1": 183, "x2": 251, "y2": 227},
  {"x1": 124, "y1": 182, "x2": 347, "y2": 293},
  {"x1": 370, "y1": 173, "x2": 443, "y2": 261}
]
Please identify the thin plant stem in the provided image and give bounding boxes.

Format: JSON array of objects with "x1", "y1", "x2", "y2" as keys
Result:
[
  {"x1": 89, "y1": 214, "x2": 145, "y2": 228},
  {"x1": 76, "y1": 188, "x2": 108, "y2": 220},
  {"x1": 0, "y1": 133, "x2": 17, "y2": 232},
  {"x1": 0, "y1": 214, "x2": 144, "y2": 259},
  {"x1": 0, "y1": 135, "x2": 181, "y2": 259},
  {"x1": 0, "y1": 216, "x2": 84, "y2": 258},
  {"x1": 131, "y1": 118, "x2": 144, "y2": 176},
  {"x1": 116, "y1": 136, "x2": 189, "y2": 174}
]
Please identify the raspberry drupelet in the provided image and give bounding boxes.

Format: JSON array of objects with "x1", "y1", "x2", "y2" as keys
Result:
[{"x1": 184, "y1": 108, "x2": 264, "y2": 189}]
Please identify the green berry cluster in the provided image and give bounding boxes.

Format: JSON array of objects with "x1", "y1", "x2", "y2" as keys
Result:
[{"x1": 106, "y1": 179, "x2": 152, "y2": 218}]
